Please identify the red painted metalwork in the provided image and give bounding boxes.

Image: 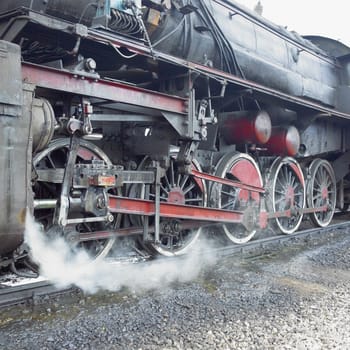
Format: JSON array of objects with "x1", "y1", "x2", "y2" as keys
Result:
[
  {"x1": 259, "y1": 210, "x2": 268, "y2": 229},
  {"x1": 22, "y1": 63, "x2": 187, "y2": 115},
  {"x1": 78, "y1": 201, "x2": 327, "y2": 243},
  {"x1": 289, "y1": 161, "x2": 305, "y2": 185},
  {"x1": 108, "y1": 195, "x2": 244, "y2": 223},
  {"x1": 300, "y1": 205, "x2": 328, "y2": 214},
  {"x1": 267, "y1": 208, "x2": 292, "y2": 219},
  {"x1": 267, "y1": 205, "x2": 328, "y2": 219},
  {"x1": 167, "y1": 187, "x2": 186, "y2": 205},
  {"x1": 79, "y1": 228, "x2": 142, "y2": 242},
  {"x1": 191, "y1": 169, "x2": 265, "y2": 194},
  {"x1": 88, "y1": 175, "x2": 116, "y2": 187},
  {"x1": 77, "y1": 148, "x2": 97, "y2": 160},
  {"x1": 78, "y1": 221, "x2": 210, "y2": 242},
  {"x1": 229, "y1": 158, "x2": 262, "y2": 202},
  {"x1": 222, "y1": 110, "x2": 272, "y2": 145}
]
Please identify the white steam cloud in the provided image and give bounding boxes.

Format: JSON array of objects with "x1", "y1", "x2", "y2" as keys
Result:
[{"x1": 24, "y1": 213, "x2": 217, "y2": 294}]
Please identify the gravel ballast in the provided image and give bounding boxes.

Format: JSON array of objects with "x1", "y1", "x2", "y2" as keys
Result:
[{"x1": 0, "y1": 232, "x2": 350, "y2": 350}]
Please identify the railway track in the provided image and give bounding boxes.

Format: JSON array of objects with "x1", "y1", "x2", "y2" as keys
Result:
[
  {"x1": 0, "y1": 219, "x2": 349, "y2": 309},
  {"x1": 215, "y1": 220, "x2": 350, "y2": 258}
]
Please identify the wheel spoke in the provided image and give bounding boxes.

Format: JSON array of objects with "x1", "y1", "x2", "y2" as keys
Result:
[
  {"x1": 160, "y1": 184, "x2": 169, "y2": 195},
  {"x1": 274, "y1": 189, "x2": 286, "y2": 195},
  {"x1": 183, "y1": 183, "x2": 195, "y2": 195},
  {"x1": 176, "y1": 173, "x2": 181, "y2": 187},
  {"x1": 179, "y1": 175, "x2": 189, "y2": 190},
  {"x1": 149, "y1": 193, "x2": 168, "y2": 201},
  {"x1": 163, "y1": 174, "x2": 172, "y2": 192},
  {"x1": 221, "y1": 199, "x2": 237, "y2": 210},
  {"x1": 170, "y1": 160, "x2": 175, "y2": 187},
  {"x1": 221, "y1": 190, "x2": 236, "y2": 197},
  {"x1": 185, "y1": 198, "x2": 202, "y2": 204},
  {"x1": 47, "y1": 154, "x2": 57, "y2": 169},
  {"x1": 313, "y1": 194, "x2": 323, "y2": 201},
  {"x1": 326, "y1": 178, "x2": 332, "y2": 188},
  {"x1": 275, "y1": 196, "x2": 285, "y2": 205},
  {"x1": 277, "y1": 176, "x2": 285, "y2": 189},
  {"x1": 287, "y1": 168, "x2": 293, "y2": 186}
]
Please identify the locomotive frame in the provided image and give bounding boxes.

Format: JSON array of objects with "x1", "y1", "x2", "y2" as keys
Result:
[{"x1": 0, "y1": 0, "x2": 349, "y2": 264}]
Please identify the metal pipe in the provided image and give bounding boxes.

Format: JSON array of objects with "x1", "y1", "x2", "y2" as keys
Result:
[{"x1": 34, "y1": 199, "x2": 57, "y2": 209}]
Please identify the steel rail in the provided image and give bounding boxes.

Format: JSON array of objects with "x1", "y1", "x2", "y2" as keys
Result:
[
  {"x1": 0, "y1": 280, "x2": 74, "y2": 308},
  {"x1": 215, "y1": 221, "x2": 350, "y2": 258}
]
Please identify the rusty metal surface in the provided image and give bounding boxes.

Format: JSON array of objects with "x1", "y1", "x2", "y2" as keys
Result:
[
  {"x1": 0, "y1": 7, "x2": 347, "y2": 119},
  {"x1": 0, "y1": 41, "x2": 22, "y2": 109},
  {"x1": 21, "y1": 62, "x2": 187, "y2": 115},
  {"x1": 0, "y1": 41, "x2": 30, "y2": 255},
  {"x1": 86, "y1": 28, "x2": 350, "y2": 120}
]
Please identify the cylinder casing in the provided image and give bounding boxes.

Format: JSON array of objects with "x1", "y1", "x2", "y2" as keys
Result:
[
  {"x1": 265, "y1": 126, "x2": 300, "y2": 156},
  {"x1": 31, "y1": 98, "x2": 55, "y2": 153},
  {"x1": 221, "y1": 110, "x2": 272, "y2": 145}
]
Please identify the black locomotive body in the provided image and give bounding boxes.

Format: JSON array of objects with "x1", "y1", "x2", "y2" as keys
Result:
[{"x1": 0, "y1": 0, "x2": 350, "y2": 264}]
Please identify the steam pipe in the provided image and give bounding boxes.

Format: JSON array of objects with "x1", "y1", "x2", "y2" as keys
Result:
[{"x1": 34, "y1": 198, "x2": 81, "y2": 210}]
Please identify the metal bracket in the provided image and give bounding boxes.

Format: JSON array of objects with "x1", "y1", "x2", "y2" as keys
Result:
[
  {"x1": 172, "y1": 0, "x2": 197, "y2": 14},
  {"x1": 177, "y1": 141, "x2": 199, "y2": 174},
  {"x1": 66, "y1": 99, "x2": 101, "y2": 139},
  {"x1": 143, "y1": 184, "x2": 151, "y2": 242},
  {"x1": 196, "y1": 80, "x2": 218, "y2": 140}
]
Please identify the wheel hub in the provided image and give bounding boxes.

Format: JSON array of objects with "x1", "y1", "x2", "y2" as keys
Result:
[
  {"x1": 167, "y1": 187, "x2": 186, "y2": 204},
  {"x1": 285, "y1": 185, "x2": 295, "y2": 204},
  {"x1": 321, "y1": 186, "x2": 328, "y2": 200}
]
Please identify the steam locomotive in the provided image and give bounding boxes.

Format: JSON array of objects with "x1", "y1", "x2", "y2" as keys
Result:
[{"x1": 1, "y1": 0, "x2": 350, "y2": 265}]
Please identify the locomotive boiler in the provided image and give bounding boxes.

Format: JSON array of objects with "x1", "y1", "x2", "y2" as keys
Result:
[{"x1": 0, "y1": 0, "x2": 350, "y2": 266}]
